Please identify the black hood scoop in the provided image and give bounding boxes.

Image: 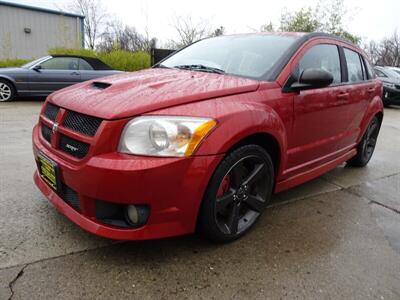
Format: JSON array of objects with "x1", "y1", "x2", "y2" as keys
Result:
[{"x1": 92, "y1": 81, "x2": 112, "y2": 90}]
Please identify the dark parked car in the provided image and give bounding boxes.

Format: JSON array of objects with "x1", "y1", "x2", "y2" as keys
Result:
[
  {"x1": 0, "y1": 55, "x2": 122, "y2": 102},
  {"x1": 374, "y1": 66, "x2": 400, "y2": 106},
  {"x1": 387, "y1": 66, "x2": 400, "y2": 76},
  {"x1": 33, "y1": 33, "x2": 383, "y2": 242}
]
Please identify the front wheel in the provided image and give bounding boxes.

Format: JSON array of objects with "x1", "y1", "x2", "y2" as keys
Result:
[
  {"x1": 199, "y1": 145, "x2": 274, "y2": 242},
  {"x1": 347, "y1": 116, "x2": 381, "y2": 167}
]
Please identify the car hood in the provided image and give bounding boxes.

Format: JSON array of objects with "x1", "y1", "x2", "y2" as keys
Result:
[
  {"x1": 378, "y1": 77, "x2": 400, "y2": 84},
  {"x1": 0, "y1": 67, "x2": 24, "y2": 73},
  {"x1": 49, "y1": 68, "x2": 260, "y2": 119}
]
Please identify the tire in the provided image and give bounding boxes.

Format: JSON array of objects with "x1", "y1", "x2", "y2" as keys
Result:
[
  {"x1": 0, "y1": 79, "x2": 16, "y2": 102},
  {"x1": 347, "y1": 116, "x2": 381, "y2": 167},
  {"x1": 199, "y1": 145, "x2": 274, "y2": 242}
]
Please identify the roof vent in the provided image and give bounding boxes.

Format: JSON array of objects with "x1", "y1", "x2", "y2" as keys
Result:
[{"x1": 92, "y1": 81, "x2": 111, "y2": 89}]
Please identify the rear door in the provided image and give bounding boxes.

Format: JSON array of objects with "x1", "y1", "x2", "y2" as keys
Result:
[
  {"x1": 336, "y1": 48, "x2": 377, "y2": 151},
  {"x1": 28, "y1": 57, "x2": 81, "y2": 93},
  {"x1": 287, "y1": 43, "x2": 351, "y2": 171}
]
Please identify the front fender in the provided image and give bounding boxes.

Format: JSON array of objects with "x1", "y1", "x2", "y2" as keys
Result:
[
  {"x1": 198, "y1": 103, "x2": 286, "y2": 155},
  {"x1": 0, "y1": 74, "x2": 17, "y2": 86}
]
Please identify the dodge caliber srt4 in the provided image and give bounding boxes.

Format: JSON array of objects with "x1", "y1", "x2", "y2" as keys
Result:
[{"x1": 33, "y1": 32, "x2": 383, "y2": 242}]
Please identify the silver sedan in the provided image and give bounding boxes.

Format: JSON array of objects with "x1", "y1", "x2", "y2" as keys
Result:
[{"x1": 0, "y1": 55, "x2": 122, "y2": 102}]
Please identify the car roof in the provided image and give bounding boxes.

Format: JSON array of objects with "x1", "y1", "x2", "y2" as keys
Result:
[
  {"x1": 221, "y1": 32, "x2": 358, "y2": 48},
  {"x1": 50, "y1": 55, "x2": 113, "y2": 70}
]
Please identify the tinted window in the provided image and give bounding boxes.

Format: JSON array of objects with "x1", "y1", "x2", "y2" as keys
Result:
[
  {"x1": 297, "y1": 44, "x2": 341, "y2": 83},
  {"x1": 344, "y1": 48, "x2": 363, "y2": 82},
  {"x1": 79, "y1": 59, "x2": 93, "y2": 70},
  {"x1": 40, "y1": 57, "x2": 79, "y2": 70},
  {"x1": 162, "y1": 34, "x2": 298, "y2": 79},
  {"x1": 363, "y1": 57, "x2": 375, "y2": 79},
  {"x1": 22, "y1": 56, "x2": 51, "y2": 69},
  {"x1": 374, "y1": 69, "x2": 387, "y2": 78}
]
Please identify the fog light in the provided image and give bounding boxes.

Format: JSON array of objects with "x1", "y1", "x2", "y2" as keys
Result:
[{"x1": 124, "y1": 205, "x2": 149, "y2": 227}]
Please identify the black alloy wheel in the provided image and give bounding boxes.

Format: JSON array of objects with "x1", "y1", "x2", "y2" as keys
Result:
[
  {"x1": 347, "y1": 116, "x2": 381, "y2": 167},
  {"x1": 199, "y1": 145, "x2": 274, "y2": 242}
]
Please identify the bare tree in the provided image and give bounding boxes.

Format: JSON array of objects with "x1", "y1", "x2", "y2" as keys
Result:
[
  {"x1": 260, "y1": 22, "x2": 274, "y2": 32},
  {"x1": 98, "y1": 18, "x2": 156, "y2": 52},
  {"x1": 210, "y1": 26, "x2": 225, "y2": 37},
  {"x1": 363, "y1": 40, "x2": 380, "y2": 64},
  {"x1": 170, "y1": 15, "x2": 210, "y2": 48},
  {"x1": 71, "y1": 0, "x2": 108, "y2": 49},
  {"x1": 363, "y1": 31, "x2": 400, "y2": 67}
]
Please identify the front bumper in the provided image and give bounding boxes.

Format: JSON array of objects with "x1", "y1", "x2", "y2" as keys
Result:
[
  {"x1": 33, "y1": 125, "x2": 223, "y2": 240},
  {"x1": 383, "y1": 87, "x2": 400, "y2": 105}
]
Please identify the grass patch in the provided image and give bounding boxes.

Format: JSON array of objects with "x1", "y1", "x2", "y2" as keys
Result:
[
  {"x1": 0, "y1": 59, "x2": 30, "y2": 68},
  {"x1": 49, "y1": 48, "x2": 150, "y2": 71},
  {"x1": 0, "y1": 48, "x2": 151, "y2": 72}
]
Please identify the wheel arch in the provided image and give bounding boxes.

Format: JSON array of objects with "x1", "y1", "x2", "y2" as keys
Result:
[
  {"x1": 226, "y1": 132, "x2": 281, "y2": 176},
  {"x1": 195, "y1": 102, "x2": 288, "y2": 177},
  {"x1": 0, "y1": 76, "x2": 18, "y2": 95},
  {"x1": 358, "y1": 95, "x2": 384, "y2": 143}
]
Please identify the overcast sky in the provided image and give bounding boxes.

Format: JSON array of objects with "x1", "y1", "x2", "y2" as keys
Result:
[{"x1": 6, "y1": 0, "x2": 399, "y2": 44}]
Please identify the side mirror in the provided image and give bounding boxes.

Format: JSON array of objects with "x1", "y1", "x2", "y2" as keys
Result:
[
  {"x1": 290, "y1": 68, "x2": 334, "y2": 90},
  {"x1": 32, "y1": 65, "x2": 42, "y2": 72}
]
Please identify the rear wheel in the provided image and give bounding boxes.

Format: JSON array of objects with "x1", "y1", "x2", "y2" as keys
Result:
[
  {"x1": 199, "y1": 145, "x2": 274, "y2": 242},
  {"x1": 347, "y1": 116, "x2": 381, "y2": 167},
  {"x1": 0, "y1": 79, "x2": 16, "y2": 102}
]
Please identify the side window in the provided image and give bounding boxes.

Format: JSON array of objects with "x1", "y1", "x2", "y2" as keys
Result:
[
  {"x1": 297, "y1": 44, "x2": 341, "y2": 84},
  {"x1": 343, "y1": 48, "x2": 363, "y2": 82},
  {"x1": 374, "y1": 69, "x2": 387, "y2": 78},
  {"x1": 40, "y1": 57, "x2": 79, "y2": 70},
  {"x1": 79, "y1": 59, "x2": 93, "y2": 70},
  {"x1": 363, "y1": 57, "x2": 375, "y2": 79}
]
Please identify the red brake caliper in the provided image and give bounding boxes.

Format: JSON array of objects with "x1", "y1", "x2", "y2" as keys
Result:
[{"x1": 217, "y1": 175, "x2": 231, "y2": 197}]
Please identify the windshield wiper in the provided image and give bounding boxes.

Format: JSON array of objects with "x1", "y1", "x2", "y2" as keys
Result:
[{"x1": 174, "y1": 64, "x2": 225, "y2": 74}]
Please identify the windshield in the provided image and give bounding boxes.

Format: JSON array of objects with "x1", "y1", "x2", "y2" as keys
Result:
[
  {"x1": 21, "y1": 56, "x2": 51, "y2": 69},
  {"x1": 161, "y1": 34, "x2": 298, "y2": 80},
  {"x1": 385, "y1": 68, "x2": 400, "y2": 78}
]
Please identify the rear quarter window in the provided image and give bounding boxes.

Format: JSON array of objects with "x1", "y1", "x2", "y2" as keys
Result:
[
  {"x1": 363, "y1": 57, "x2": 376, "y2": 79},
  {"x1": 79, "y1": 59, "x2": 94, "y2": 71},
  {"x1": 344, "y1": 48, "x2": 364, "y2": 82}
]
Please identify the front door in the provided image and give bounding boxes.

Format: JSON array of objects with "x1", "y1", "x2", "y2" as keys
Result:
[
  {"x1": 29, "y1": 57, "x2": 81, "y2": 94},
  {"x1": 287, "y1": 43, "x2": 351, "y2": 172}
]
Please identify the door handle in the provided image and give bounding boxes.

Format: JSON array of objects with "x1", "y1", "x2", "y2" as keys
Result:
[
  {"x1": 71, "y1": 71, "x2": 80, "y2": 75},
  {"x1": 367, "y1": 88, "x2": 375, "y2": 93},
  {"x1": 336, "y1": 92, "x2": 349, "y2": 99}
]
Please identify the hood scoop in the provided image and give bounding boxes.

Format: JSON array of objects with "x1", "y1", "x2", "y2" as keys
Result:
[{"x1": 92, "y1": 81, "x2": 112, "y2": 90}]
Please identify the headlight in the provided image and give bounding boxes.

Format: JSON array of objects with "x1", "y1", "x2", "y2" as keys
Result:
[{"x1": 118, "y1": 116, "x2": 217, "y2": 157}]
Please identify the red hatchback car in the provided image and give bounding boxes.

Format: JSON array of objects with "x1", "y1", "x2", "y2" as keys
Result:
[{"x1": 33, "y1": 32, "x2": 383, "y2": 242}]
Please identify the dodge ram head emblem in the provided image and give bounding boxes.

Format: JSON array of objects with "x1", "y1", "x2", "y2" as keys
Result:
[{"x1": 52, "y1": 122, "x2": 59, "y2": 134}]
